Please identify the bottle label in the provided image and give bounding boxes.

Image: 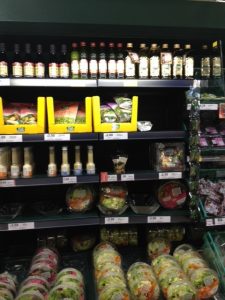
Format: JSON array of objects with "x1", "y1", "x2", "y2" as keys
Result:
[
  {"x1": 161, "y1": 52, "x2": 172, "y2": 78},
  {"x1": 185, "y1": 57, "x2": 194, "y2": 77},
  {"x1": 12, "y1": 62, "x2": 23, "y2": 77},
  {"x1": 0, "y1": 165, "x2": 7, "y2": 179},
  {"x1": 86, "y1": 167, "x2": 95, "y2": 175},
  {"x1": 150, "y1": 56, "x2": 160, "y2": 77},
  {"x1": 117, "y1": 60, "x2": 124, "y2": 78},
  {"x1": 0, "y1": 61, "x2": 8, "y2": 77},
  {"x1": 60, "y1": 63, "x2": 69, "y2": 78},
  {"x1": 61, "y1": 165, "x2": 70, "y2": 176},
  {"x1": 201, "y1": 57, "x2": 210, "y2": 77},
  {"x1": 213, "y1": 57, "x2": 221, "y2": 77},
  {"x1": 24, "y1": 62, "x2": 34, "y2": 77},
  {"x1": 173, "y1": 56, "x2": 183, "y2": 77},
  {"x1": 48, "y1": 165, "x2": 57, "y2": 177},
  {"x1": 35, "y1": 62, "x2": 45, "y2": 78},
  {"x1": 11, "y1": 165, "x2": 20, "y2": 178},
  {"x1": 139, "y1": 56, "x2": 148, "y2": 78},
  {"x1": 108, "y1": 60, "x2": 116, "y2": 78},
  {"x1": 79, "y1": 59, "x2": 88, "y2": 78},
  {"x1": 71, "y1": 60, "x2": 79, "y2": 76},
  {"x1": 125, "y1": 56, "x2": 135, "y2": 78},
  {"x1": 74, "y1": 166, "x2": 82, "y2": 175},
  {"x1": 99, "y1": 59, "x2": 107, "y2": 77},
  {"x1": 49, "y1": 63, "x2": 59, "y2": 78},
  {"x1": 161, "y1": 64, "x2": 171, "y2": 78},
  {"x1": 89, "y1": 60, "x2": 98, "y2": 78},
  {"x1": 23, "y1": 165, "x2": 32, "y2": 178}
]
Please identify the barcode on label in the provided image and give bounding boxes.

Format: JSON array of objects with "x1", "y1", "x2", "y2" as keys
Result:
[
  {"x1": 147, "y1": 216, "x2": 171, "y2": 223},
  {"x1": 0, "y1": 135, "x2": 22, "y2": 143},
  {"x1": 214, "y1": 218, "x2": 225, "y2": 226},
  {"x1": 44, "y1": 134, "x2": 70, "y2": 141},
  {"x1": 206, "y1": 219, "x2": 214, "y2": 226},
  {"x1": 121, "y1": 174, "x2": 135, "y2": 181},
  {"x1": 0, "y1": 180, "x2": 15, "y2": 187},
  {"x1": 159, "y1": 172, "x2": 182, "y2": 180},
  {"x1": 105, "y1": 217, "x2": 129, "y2": 224},
  {"x1": 200, "y1": 104, "x2": 218, "y2": 110},
  {"x1": 62, "y1": 177, "x2": 77, "y2": 184},
  {"x1": 103, "y1": 133, "x2": 128, "y2": 140},
  {"x1": 8, "y1": 222, "x2": 34, "y2": 231}
]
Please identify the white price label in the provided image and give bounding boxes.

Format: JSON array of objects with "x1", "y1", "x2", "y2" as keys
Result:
[
  {"x1": 44, "y1": 134, "x2": 70, "y2": 141},
  {"x1": 62, "y1": 177, "x2": 77, "y2": 184},
  {"x1": 187, "y1": 104, "x2": 191, "y2": 110},
  {"x1": 206, "y1": 219, "x2": 214, "y2": 226},
  {"x1": 103, "y1": 133, "x2": 128, "y2": 140},
  {"x1": 147, "y1": 216, "x2": 171, "y2": 223},
  {"x1": 8, "y1": 222, "x2": 34, "y2": 231},
  {"x1": 214, "y1": 218, "x2": 225, "y2": 226},
  {"x1": 159, "y1": 172, "x2": 182, "y2": 180},
  {"x1": 0, "y1": 135, "x2": 22, "y2": 143},
  {"x1": 0, "y1": 78, "x2": 10, "y2": 86},
  {"x1": 200, "y1": 104, "x2": 218, "y2": 110},
  {"x1": 121, "y1": 174, "x2": 135, "y2": 181},
  {"x1": 105, "y1": 217, "x2": 129, "y2": 224},
  {"x1": 107, "y1": 174, "x2": 118, "y2": 182},
  {"x1": 0, "y1": 180, "x2": 15, "y2": 187},
  {"x1": 123, "y1": 80, "x2": 138, "y2": 87}
]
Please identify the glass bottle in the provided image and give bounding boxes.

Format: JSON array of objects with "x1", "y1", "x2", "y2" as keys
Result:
[
  {"x1": 35, "y1": 44, "x2": 45, "y2": 78},
  {"x1": 89, "y1": 42, "x2": 98, "y2": 79},
  {"x1": 23, "y1": 43, "x2": 34, "y2": 78},
  {"x1": 10, "y1": 147, "x2": 20, "y2": 178},
  {"x1": 79, "y1": 41, "x2": 88, "y2": 79},
  {"x1": 12, "y1": 43, "x2": 23, "y2": 78},
  {"x1": 125, "y1": 43, "x2": 135, "y2": 79},
  {"x1": 201, "y1": 45, "x2": 211, "y2": 79},
  {"x1": 139, "y1": 43, "x2": 149, "y2": 79},
  {"x1": 59, "y1": 44, "x2": 69, "y2": 78},
  {"x1": 22, "y1": 147, "x2": 32, "y2": 178},
  {"x1": 149, "y1": 43, "x2": 160, "y2": 79},
  {"x1": 172, "y1": 43, "x2": 183, "y2": 79},
  {"x1": 212, "y1": 43, "x2": 222, "y2": 78},
  {"x1": 116, "y1": 42, "x2": 125, "y2": 79},
  {"x1": 73, "y1": 146, "x2": 83, "y2": 175},
  {"x1": 48, "y1": 146, "x2": 57, "y2": 177},
  {"x1": 61, "y1": 146, "x2": 70, "y2": 176},
  {"x1": 86, "y1": 145, "x2": 95, "y2": 174},
  {"x1": 48, "y1": 44, "x2": 59, "y2": 78},
  {"x1": 71, "y1": 42, "x2": 79, "y2": 79},
  {"x1": 98, "y1": 42, "x2": 107, "y2": 79},
  {"x1": 108, "y1": 42, "x2": 116, "y2": 79},
  {"x1": 0, "y1": 148, "x2": 7, "y2": 179},
  {"x1": 0, "y1": 43, "x2": 8, "y2": 78},
  {"x1": 160, "y1": 43, "x2": 172, "y2": 79},
  {"x1": 184, "y1": 44, "x2": 194, "y2": 79}
]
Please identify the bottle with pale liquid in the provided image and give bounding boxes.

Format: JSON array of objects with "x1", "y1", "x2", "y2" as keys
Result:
[
  {"x1": 160, "y1": 44, "x2": 172, "y2": 79},
  {"x1": 61, "y1": 146, "x2": 70, "y2": 176},
  {"x1": 48, "y1": 146, "x2": 57, "y2": 177},
  {"x1": 86, "y1": 145, "x2": 95, "y2": 175},
  {"x1": 138, "y1": 43, "x2": 149, "y2": 79},
  {"x1": 183, "y1": 44, "x2": 194, "y2": 79},
  {"x1": 10, "y1": 147, "x2": 20, "y2": 178},
  {"x1": 73, "y1": 146, "x2": 83, "y2": 175},
  {"x1": 125, "y1": 43, "x2": 136, "y2": 79},
  {"x1": 23, "y1": 147, "x2": 33, "y2": 178},
  {"x1": 149, "y1": 43, "x2": 160, "y2": 78},
  {"x1": 172, "y1": 44, "x2": 183, "y2": 79},
  {"x1": 201, "y1": 45, "x2": 211, "y2": 79},
  {"x1": 0, "y1": 148, "x2": 7, "y2": 179}
]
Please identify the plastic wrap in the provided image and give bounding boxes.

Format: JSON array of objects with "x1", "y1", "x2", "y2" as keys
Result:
[{"x1": 66, "y1": 184, "x2": 94, "y2": 213}]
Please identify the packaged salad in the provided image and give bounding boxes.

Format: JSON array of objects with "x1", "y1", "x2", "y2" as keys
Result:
[
  {"x1": 66, "y1": 184, "x2": 94, "y2": 213},
  {"x1": 54, "y1": 101, "x2": 79, "y2": 124},
  {"x1": 0, "y1": 288, "x2": 14, "y2": 300},
  {"x1": 100, "y1": 226, "x2": 138, "y2": 246},
  {"x1": 15, "y1": 291, "x2": 44, "y2": 300},
  {"x1": 71, "y1": 232, "x2": 96, "y2": 252},
  {"x1": 147, "y1": 237, "x2": 171, "y2": 260},
  {"x1": 152, "y1": 255, "x2": 180, "y2": 277},
  {"x1": 167, "y1": 281, "x2": 197, "y2": 300},
  {"x1": 98, "y1": 285, "x2": 130, "y2": 300},
  {"x1": 21, "y1": 276, "x2": 49, "y2": 291},
  {"x1": 48, "y1": 284, "x2": 84, "y2": 300}
]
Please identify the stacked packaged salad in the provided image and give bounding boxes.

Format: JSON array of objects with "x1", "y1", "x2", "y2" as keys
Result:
[{"x1": 0, "y1": 272, "x2": 17, "y2": 300}]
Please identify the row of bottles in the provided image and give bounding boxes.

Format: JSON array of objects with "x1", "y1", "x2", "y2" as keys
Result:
[
  {"x1": 0, "y1": 145, "x2": 96, "y2": 179},
  {"x1": 0, "y1": 42, "x2": 222, "y2": 79}
]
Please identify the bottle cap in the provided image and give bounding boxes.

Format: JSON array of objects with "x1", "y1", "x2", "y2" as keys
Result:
[
  {"x1": 127, "y1": 43, "x2": 133, "y2": 48},
  {"x1": 202, "y1": 45, "x2": 208, "y2": 50},
  {"x1": 72, "y1": 42, "x2": 78, "y2": 48},
  {"x1": 14, "y1": 44, "x2": 20, "y2": 52},
  {"x1": 99, "y1": 42, "x2": 105, "y2": 47},
  {"x1": 140, "y1": 43, "x2": 146, "y2": 48},
  {"x1": 162, "y1": 43, "x2": 169, "y2": 49},
  {"x1": 0, "y1": 43, "x2": 5, "y2": 51},
  {"x1": 36, "y1": 44, "x2": 42, "y2": 52},
  {"x1": 151, "y1": 43, "x2": 158, "y2": 49},
  {"x1": 61, "y1": 44, "x2": 67, "y2": 52},
  {"x1": 75, "y1": 145, "x2": 80, "y2": 150},
  {"x1": 109, "y1": 42, "x2": 115, "y2": 48},
  {"x1": 80, "y1": 41, "x2": 86, "y2": 47},
  {"x1": 90, "y1": 42, "x2": 96, "y2": 47},
  {"x1": 174, "y1": 44, "x2": 180, "y2": 49},
  {"x1": 62, "y1": 146, "x2": 68, "y2": 151},
  {"x1": 88, "y1": 145, "x2": 93, "y2": 150},
  {"x1": 185, "y1": 44, "x2": 191, "y2": 50},
  {"x1": 50, "y1": 44, "x2": 56, "y2": 52},
  {"x1": 25, "y1": 43, "x2": 31, "y2": 53},
  {"x1": 117, "y1": 43, "x2": 123, "y2": 48}
]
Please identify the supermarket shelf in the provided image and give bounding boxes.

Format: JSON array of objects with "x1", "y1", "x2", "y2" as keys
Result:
[
  {"x1": 0, "y1": 174, "x2": 99, "y2": 188},
  {"x1": 200, "y1": 168, "x2": 225, "y2": 179},
  {"x1": 0, "y1": 133, "x2": 98, "y2": 143},
  {"x1": 201, "y1": 147, "x2": 225, "y2": 156},
  {"x1": 99, "y1": 130, "x2": 186, "y2": 141},
  {"x1": 98, "y1": 79, "x2": 193, "y2": 88},
  {"x1": 100, "y1": 171, "x2": 184, "y2": 182}
]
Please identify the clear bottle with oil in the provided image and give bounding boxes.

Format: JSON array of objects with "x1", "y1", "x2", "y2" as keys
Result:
[
  {"x1": 48, "y1": 146, "x2": 57, "y2": 177},
  {"x1": 0, "y1": 148, "x2": 7, "y2": 179},
  {"x1": 10, "y1": 147, "x2": 20, "y2": 178},
  {"x1": 74, "y1": 146, "x2": 83, "y2": 175},
  {"x1": 86, "y1": 145, "x2": 95, "y2": 175},
  {"x1": 22, "y1": 147, "x2": 32, "y2": 178},
  {"x1": 61, "y1": 146, "x2": 70, "y2": 176}
]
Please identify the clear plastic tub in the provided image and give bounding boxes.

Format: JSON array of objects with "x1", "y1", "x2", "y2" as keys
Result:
[{"x1": 147, "y1": 238, "x2": 171, "y2": 260}]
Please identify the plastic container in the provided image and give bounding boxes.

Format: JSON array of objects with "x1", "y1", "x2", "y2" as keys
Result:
[
  {"x1": 152, "y1": 255, "x2": 180, "y2": 277},
  {"x1": 100, "y1": 226, "x2": 138, "y2": 246},
  {"x1": 167, "y1": 281, "x2": 197, "y2": 300},
  {"x1": 21, "y1": 276, "x2": 50, "y2": 291},
  {"x1": 48, "y1": 283, "x2": 84, "y2": 300},
  {"x1": 147, "y1": 226, "x2": 185, "y2": 242},
  {"x1": 147, "y1": 238, "x2": 171, "y2": 260},
  {"x1": 129, "y1": 194, "x2": 160, "y2": 215},
  {"x1": 0, "y1": 202, "x2": 23, "y2": 220},
  {"x1": 98, "y1": 285, "x2": 130, "y2": 300},
  {"x1": 19, "y1": 283, "x2": 48, "y2": 298},
  {"x1": 56, "y1": 268, "x2": 84, "y2": 284},
  {"x1": 71, "y1": 233, "x2": 96, "y2": 252},
  {"x1": 66, "y1": 184, "x2": 94, "y2": 213},
  {"x1": 16, "y1": 291, "x2": 44, "y2": 300}
]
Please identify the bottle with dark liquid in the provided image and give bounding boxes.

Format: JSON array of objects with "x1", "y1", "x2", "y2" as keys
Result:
[
  {"x1": 48, "y1": 44, "x2": 59, "y2": 78},
  {"x1": 89, "y1": 42, "x2": 98, "y2": 79},
  {"x1": 139, "y1": 43, "x2": 148, "y2": 79},
  {"x1": 183, "y1": 44, "x2": 194, "y2": 79},
  {"x1": 108, "y1": 42, "x2": 116, "y2": 79},
  {"x1": 160, "y1": 44, "x2": 172, "y2": 79},
  {"x1": 116, "y1": 43, "x2": 125, "y2": 79},
  {"x1": 71, "y1": 42, "x2": 79, "y2": 79},
  {"x1": 149, "y1": 43, "x2": 160, "y2": 79},
  {"x1": 0, "y1": 43, "x2": 8, "y2": 78},
  {"x1": 211, "y1": 43, "x2": 222, "y2": 78},
  {"x1": 79, "y1": 42, "x2": 88, "y2": 79},
  {"x1": 59, "y1": 44, "x2": 69, "y2": 78},
  {"x1": 23, "y1": 43, "x2": 34, "y2": 78},
  {"x1": 125, "y1": 43, "x2": 136, "y2": 79},
  {"x1": 12, "y1": 44, "x2": 23, "y2": 78},
  {"x1": 35, "y1": 44, "x2": 45, "y2": 78},
  {"x1": 172, "y1": 44, "x2": 183, "y2": 79},
  {"x1": 98, "y1": 42, "x2": 107, "y2": 79},
  {"x1": 201, "y1": 45, "x2": 211, "y2": 79}
]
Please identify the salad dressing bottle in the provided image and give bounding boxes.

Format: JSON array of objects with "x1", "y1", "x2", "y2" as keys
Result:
[
  {"x1": 0, "y1": 148, "x2": 7, "y2": 179},
  {"x1": 74, "y1": 146, "x2": 82, "y2": 175},
  {"x1": 23, "y1": 147, "x2": 32, "y2": 178},
  {"x1": 10, "y1": 147, "x2": 20, "y2": 178},
  {"x1": 48, "y1": 146, "x2": 57, "y2": 177},
  {"x1": 86, "y1": 145, "x2": 95, "y2": 174},
  {"x1": 61, "y1": 146, "x2": 70, "y2": 176}
]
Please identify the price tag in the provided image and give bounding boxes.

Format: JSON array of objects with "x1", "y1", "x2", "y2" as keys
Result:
[
  {"x1": 159, "y1": 172, "x2": 182, "y2": 180},
  {"x1": 200, "y1": 104, "x2": 218, "y2": 110},
  {"x1": 121, "y1": 174, "x2": 135, "y2": 181},
  {"x1": 0, "y1": 135, "x2": 22, "y2": 143},
  {"x1": 62, "y1": 177, "x2": 77, "y2": 184},
  {"x1": 44, "y1": 134, "x2": 70, "y2": 141},
  {"x1": 187, "y1": 104, "x2": 191, "y2": 110},
  {"x1": 123, "y1": 80, "x2": 138, "y2": 87},
  {"x1": 206, "y1": 219, "x2": 214, "y2": 226},
  {"x1": 8, "y1": 222, "x2": 35, "y2": 231},
  {"x1": 108, "y1": 174, "x2": 118, "y2": 182},
  {"x1": 103, "y1": 133, "x2": 128, "y2": 140},
  {"x1": 214, "y1": 218, "x2": 225, "y2": 226},
  {"x1": 0, "y1": 78, "x2": 10, "y2": 86},
  {"x1": 105, "y1": 217, "x2": 129, "y2": 224},
  {"x1": 0, "y1": 180, "x2": 15, "y2": 187},
  {"x1": 147, "y1": 216, "x2": 171, "y2": 223}
]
